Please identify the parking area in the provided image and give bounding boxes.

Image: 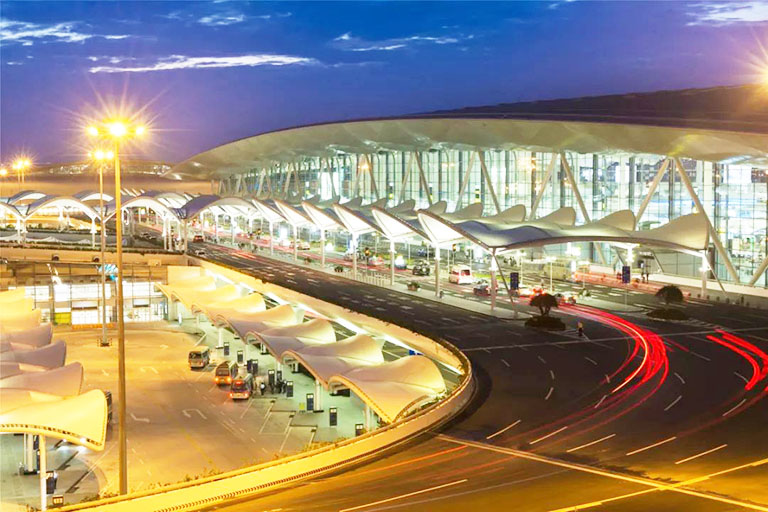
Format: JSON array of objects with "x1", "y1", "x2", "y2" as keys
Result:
[{"x1": 0, "y1": 322, "x2": 367, "y2": 509}]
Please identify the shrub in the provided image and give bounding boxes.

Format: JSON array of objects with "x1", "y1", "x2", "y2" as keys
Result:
[{"x1": 525, "y1": 315, "x2": 566, "y2": 330}]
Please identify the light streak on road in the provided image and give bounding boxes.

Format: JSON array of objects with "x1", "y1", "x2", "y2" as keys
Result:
[
  {"x1": 530, "y1": 426, "x2": 568, "y2": 444},
  {"x1": 486, "y1": 419, "x2": 521, "y2": 439},
  {"x1": 674, "y1": 443, "x2": 728, "y2": 465},
  {"x1": 707, "y1": 334, "x2": 761, "y2": 390},
  {"x1": 566, "y1": 434, "x2": 616, "y2": 453},
  {"x1": 722, "y1": 398, "x2": 747, "y2": 416},
  {"x1": 625, "y1": 436, "x2": 677, "y2": 456},
  {"x1": 663, "y1": 395, "x2": 682, "y2": 411},
  {"x1": 338, "y1": 479, "x2": 468, "y2": 512}
]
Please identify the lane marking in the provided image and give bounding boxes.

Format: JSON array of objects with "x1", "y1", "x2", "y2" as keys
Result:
[
  {"x1": 338, "y1": 479, "x2": 468, "y2": 512},
  {"x1": 530, "y1": 426, "x2": 567, "y2": 445},
  {"x1": 544, "y1": 386, "x2": 554, "y2": 400},
  {"x1": 537, "y1": 355, "x2": 547, "y2": 364},
  {"x1": 549, "y1": 369, "x2": 556, "y2": 380},
  {"x1": 626, "y1": 436, "x2": 677, "y2": 456},
  {"x1": 664, "y1": 395, "x2": 682, "y2": 412},
  {"x1": 675, "y1": 444, "x2": 728, "y2": 465},
  {"x1": 440, "y1": 435, "x2": 768, "y2": 512},
  {"x1": 486, "y1": 419, "x2": 521, "y2": 440},
  {"x1": 130, "y1": 413, "x2": 150, "y2": 423},
  {"x1": 594, "y1": 394, "x2": 607, "y2": 408},
  {"x1": 734, "y1": 371, "x2": 749, "y2": 384},
  {"x1": 501, "y1": 359, "x2": 510, "y2": 368},
  {"x1": 674, "y1": 372, "x2": 686, "y2": 385},
  {"x1": 584, "y1": 356, "x2": 598, "y2": 366},
  {"x1": 566, "y1": 434, "x2": 616, "y2": 453},
  {"x1": 722, "y1": 398, "x2": 747, "y2": 417}
]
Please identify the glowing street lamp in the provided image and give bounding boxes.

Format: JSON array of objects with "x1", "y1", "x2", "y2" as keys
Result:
[
  {"x1": 12, "y1": 157, "x2": 31, "y2": 185},
  {"x1": 86, "y1": 118, "x2": 147, "y2": 496}
]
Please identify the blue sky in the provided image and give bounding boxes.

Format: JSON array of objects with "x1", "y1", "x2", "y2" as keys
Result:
[{"x1": 1, "y1": 1, "x2": 767, "y2": 163}]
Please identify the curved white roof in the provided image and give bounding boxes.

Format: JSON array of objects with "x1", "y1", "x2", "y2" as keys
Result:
[
  {"x1": 0, "y1": 340, "x2": 66, "y2": 368},
  {"x1": 187, "y1": 284, "x2": 240, "y2": 315},
  {"x1": 282, "y1": 334, "x2": 384, "y2": 389},
  {"x1": 417, "y1": 208, "x2": 709, "y2": 253},
  {"x1": 0, "y1": 297, "x2": 35, "y2": 319},
  {"x1": 254, "y1": 319, "x2": 337, "y2": 359},
  {"x1": 0, "y1": 287, "x2": 28, "y2": 303},
  {"x1": 0, "y1": 310, "x2": 43, "y2": 335},
  {"x1": 329, "y1": 355, "x2": 446, "y2": 423},
  {"x1": 221, "y1": 304, "x2": 304, "y2": 339},
  {"x1": 0, "y1": 324, "x2": 53, "y2": 348},
  {"x1": 23, "y1": 195, "x2": 100, "y2": 220},
  {"x1": 0, "y1": 362, "x2": 83, "y2": 396},
  {"x1": 0, "y1": 389, "x2": 107, "y2": 451},
  {"x1": 203, "y1": 293, "x2": 267, "y2": 321}
]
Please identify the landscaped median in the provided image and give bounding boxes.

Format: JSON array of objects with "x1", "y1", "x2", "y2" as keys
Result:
[{"x1": 57, "y1": 260, "x2": 474, "y2": 512}]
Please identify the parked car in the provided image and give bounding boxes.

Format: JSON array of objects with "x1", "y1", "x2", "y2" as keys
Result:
[
  {"x1": 412, "y1": 260, "x2": 431, "y2": 276},
  {"x1": 472, "y1": 279, "x2": 497, "y2": 297},
  {"x1": 192, "y1": 234, "x2": 205, "y2": 243}
]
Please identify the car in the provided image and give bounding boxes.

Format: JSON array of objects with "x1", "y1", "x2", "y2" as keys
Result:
[
  {"x1": 192, "y1": 234, "x2": 205, "y2": 243},
  {"x1": 472, "y1": 280, "x2": 497, "y2": 296},
  {"x1": 448, "y1": 265, "x2": 473, "y2": 284},
  {"x1": 194, "y1": 249, "x2": 206, "y2": 257},
  {"x1": 368, "y1": 255, "x2": 384, "y2": 266},
  {"x1": 412, "y1": 260, "x2": 431, "y2": 276},
  {"x1": 292, "y1": 240, "x2": 311, "y2": 250}
]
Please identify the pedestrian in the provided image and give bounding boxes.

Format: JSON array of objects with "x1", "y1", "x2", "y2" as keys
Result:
[
  {"x1": 577, "y1": 321, "x2": 584, "y2": 337},
  {"x1": 259, "y1": 381, "x2": 266, "y2": 396}
]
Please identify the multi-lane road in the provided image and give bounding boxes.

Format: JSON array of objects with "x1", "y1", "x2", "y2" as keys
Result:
[{"x1": 194, "y1": 242, "x2": 768, "y2": 511}]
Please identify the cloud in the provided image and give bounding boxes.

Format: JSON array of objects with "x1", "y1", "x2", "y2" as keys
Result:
[
  {"x1": 197, "y1": 13, "x2": 246, "y2": 26},
  {"x1": 87, "y1": 55, "x2": 137, "y2": 64},
  {"x1": 686, "y1": 2, "x2": 768, "y2": 25},
  {"x1": 89, "y1": 53, "x2": 319, "y2": 73},
  {"x1": 6, "y1": 61, "x2": 22, "y2": 65},
  {"x1": 0, "y1": 18, "x2": 129, "y2": 46},
  {"x1": 332, "y1": 32, "x2": 471, "y2": 52}
]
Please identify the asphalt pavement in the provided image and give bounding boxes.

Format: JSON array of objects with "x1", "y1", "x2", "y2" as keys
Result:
[{"x1": 193, "y1": 242, "x2": 768, "y2": 512}]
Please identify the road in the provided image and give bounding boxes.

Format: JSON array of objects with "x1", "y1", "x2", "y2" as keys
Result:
[{"x1": 189, "y1": 242, "x2": 768, "y2": 511}]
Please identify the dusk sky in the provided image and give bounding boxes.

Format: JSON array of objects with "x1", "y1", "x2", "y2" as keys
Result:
[{"x1": 1, "y1": 1, "x2": 767, "y2": 164}]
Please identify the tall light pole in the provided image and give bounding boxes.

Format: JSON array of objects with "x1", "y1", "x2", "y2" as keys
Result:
[
  {"x1": 90, "y1": 150, "x2": 114, "y2": 347},
  {"x1": 13, "y1": 157, "x2": 31, "y2": 186},
  {"x1": 87, "y1": 120, "x2": 146, "y2": 495}
]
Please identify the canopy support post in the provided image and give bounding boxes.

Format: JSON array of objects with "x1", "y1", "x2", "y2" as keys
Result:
[
  {"x1": 674, "y1": 157, "x2": 739, "y2": 282},
  {"x1": 390, "y1": 240, "x2": 396, "y2": 286},
  {"x1": 636, "y1": 158, "x2": 670, "y2": 225},
  {"x1": 293, "y1": 225, "x2": 298, "y2": 262},
  {"x1": 434, "y1": 243, "x2": 441, "y2": 298},
  {"x1": 352, "y1": 233, "x2": 358, "y2": 278},
  {"x1": 529, "y1": 154, "x2": 557, "y2": 218},
  {"x1": 320, "y1": 228, "x2": 326, "y2": 268},
  {"x1": 39, "y1": 435, "x2": 47, "y2": 511},
  {"x1": 490, "y1": 250, "x2": 498, "y2": 312},
  {"x1": 269, "y1": 222, "x2": 274, "y2": 255},
  {"x1": 560, "y1": 152, "x2": 607, "y2": 265}
]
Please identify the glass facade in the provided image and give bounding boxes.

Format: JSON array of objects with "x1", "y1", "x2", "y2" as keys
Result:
[{"x1": 233, "y1": 148, "x2": 768, "y2": 287}]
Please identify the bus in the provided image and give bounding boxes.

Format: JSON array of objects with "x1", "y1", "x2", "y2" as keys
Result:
[
  {"x1": 229, "y1": 374, "x2": 254, "y2": 400},
  {"x1": 214, "y1": 361, "x2": 238, "y2": 386},
  {"x1": 188, "y1": 346, "x2": 211, "y2": 369}
]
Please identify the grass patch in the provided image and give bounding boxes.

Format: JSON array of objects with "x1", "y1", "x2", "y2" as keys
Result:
[{"x1": 525, "y1": 315, "x2": 566, "y2": 330}]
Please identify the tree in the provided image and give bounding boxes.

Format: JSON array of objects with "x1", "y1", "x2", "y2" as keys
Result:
[
  {"x1": 655, "y1": 285, "x2": 683, "y2": 306},
  {"x1": 530, "y1": 293, "x2": 559, "y2": 317}
]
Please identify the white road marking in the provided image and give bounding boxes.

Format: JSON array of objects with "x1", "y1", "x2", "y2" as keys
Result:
[
  {"x1": 594, "y1": 394, "x2": 607, "y2": 408},
  {"x1": 140, "y1": 366, "x2": 158, "y2": 374},
  {"x1": 130, "y1": 413, "x2": 150, "y2": 423},
  {"x1": 501, "y1": 359, "x2": 510, "y2": 368},
  {"x1": 182, "y1": 408, "x2": 207, "y2": 419},
  {"x1": 733, "y1": 372, "x2": 749, "y2": 384},
  {"x1": 549, "y1": 370, "x2": 556, "y2": 380},
  {"x1": 625, "y1": 436, "x2": 677, "y2": 456},
  {"x1": 722, "y1": 398, "x2": 747, "y2": 417},
  {"x1": 338, "y1": 479, "x2": 468, "y2": 512},
  {"x1": 604, "y1": 374, "x2": 611, "y2": 383},
  {"x1": 537, "y1": 355, "x2": 547, "y2": 364},
  {"x1": 239, "y1": 396, "x2": 256, "y2": 418},
  {"x1": 584, "y1": 356, "x2": 598, "y2": 365},
  {"x1": 545, "y1": 386, "x2": 554, "y2": 400},
  {"x1": 101, "y1": 369, "x2": 109, "y2": 377},
  {"x1": 674, "y1": 372, "x2": 686, "y2": 385},
  {"x1": 486, "y1": 419, "x2": 521, "y2": 440},
  {"x1": 664, "y1": 395, "x2": 682, "y2": 412},
  {"x1": 566, "y1": 434, "x2": 616, "y2": 453},
  {"x1": 675, "y1": 444, "x2": 727, "y2": 465},
  {"x1": 530, "y1": 426, "x2": 568, "y2": 445}
]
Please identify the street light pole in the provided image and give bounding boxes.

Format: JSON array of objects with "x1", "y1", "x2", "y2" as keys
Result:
[
  {"x1": 113, "y1": 140, "x2": 128, "y2": 495},
  {"x1": 98, "y1": 162, "x2": 108, "y2": 347}
]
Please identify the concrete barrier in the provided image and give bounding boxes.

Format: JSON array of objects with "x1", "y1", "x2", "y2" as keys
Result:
[{"x1": 58, "y1": 261, "x2": 474, "y2": 512}]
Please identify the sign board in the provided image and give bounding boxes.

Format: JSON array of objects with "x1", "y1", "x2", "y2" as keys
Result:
[
  {"x1": 355, "y1": 423, "x2": 365, "y2": 436},
  {"x1": 223, "y1": 341, "x2": 230, "y2": 357},
  {"x1": 621, "y1": 265, "x2": 631, "y2": 284},
  {"x1": 268, "y1": 369, "x2": 275, "y2": 386},
  {"x1": 329, "y1": 407, "x2": 338, "y2": 426},
  {"x1": 510, "y1": 272, "x2": 520, "y2": 290},
  {"x1": 306, "y1": 392, "x2": 314, "y2": 412},
  {"x1": 286, "y1": 381, "x2": 294, "y2": 398},
  {"x1": 236, "y1": 350, "x2": 244, "y2": 364}
]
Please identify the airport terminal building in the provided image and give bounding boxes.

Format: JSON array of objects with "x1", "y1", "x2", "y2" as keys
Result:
[{"x1": 170, "y1": 85, "x2": 768, "y2": 288}]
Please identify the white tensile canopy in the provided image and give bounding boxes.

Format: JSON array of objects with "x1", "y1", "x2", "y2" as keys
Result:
[
  {"x1": 219, "y1": 304, "x2": 305, "y2": 340},
  {"x1": 203, "y1": 293, "x2": 267, "y2": 321},
  {"x1": 0, "y1": 363, "x2": 83, "y2": 396},
  {"x1": 253, "y1": 319, "x2": 338, "y2": 359},
  {"x1": 0, "y1": 323, "x2": 53, "y2": 348},
  {"x1": 329, "y1": 356, "x2": 447, "y2": 423},
  {"x1": 0, "y1": 340, "x2": 67, "y2": 369}
]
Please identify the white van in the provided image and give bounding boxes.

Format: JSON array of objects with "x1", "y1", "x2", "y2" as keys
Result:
[{"x1": 448, "y1": 265, "x2": 473, "y2": 285}]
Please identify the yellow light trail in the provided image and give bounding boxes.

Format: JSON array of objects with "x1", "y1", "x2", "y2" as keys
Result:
[{"x1": 438, "y1": 435, "x2": 768, "y2": 512}]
